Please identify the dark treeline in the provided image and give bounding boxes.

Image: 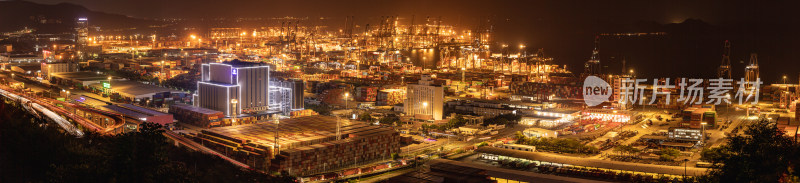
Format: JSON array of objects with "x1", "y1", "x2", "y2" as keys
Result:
[{"x1": 0, "y1": 101, "x2": 293, "y2": 183}]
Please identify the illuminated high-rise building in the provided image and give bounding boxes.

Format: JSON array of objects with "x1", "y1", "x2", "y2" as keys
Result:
[
  {"x1": 197, "y1": 60, "x2": 270, "y2": 116},
  {"x1": 195, "y1": 60, "x2": 305, "y2": 117},
  {"x1": 75, "y1": 17, "x2": 88, "y2": 47}
]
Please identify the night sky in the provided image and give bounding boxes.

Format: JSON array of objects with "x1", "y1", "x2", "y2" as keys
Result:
[
  {"x1": 22, "y1": 0, "x2": 797, "y2": 24},
  {"x1": 19, "y1": 0, "x2": 800, "y2": 83}
]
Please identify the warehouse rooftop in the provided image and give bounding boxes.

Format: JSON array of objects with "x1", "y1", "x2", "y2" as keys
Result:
[{"x1": 201, "y1": 115, "x2": 396, "y2": 150}]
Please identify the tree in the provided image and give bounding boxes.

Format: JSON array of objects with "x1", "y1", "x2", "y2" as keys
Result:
[
  {"x1": 358, "y1": 112, "x2": 374, "y2": 122},
  {"x1": 379, "y1": 114, "x2": 400, "y2": 126},
  {"x1": 441, "y1": 114, "x2": 467, "y2": 130},
  {"x1": 657, "y1": 148, "x2": 680, "y2": 161},
  {"x1": 516, "y1": 131, "x2": 598, "y2": 155},
  {"x1": 614, "y1": 145, "x2": 640, "y2": 157},
  {"x1": 701, "y1": 119, "x2": 800, "y2": 182},
  {"x1": 700, "y1": 148, "x2": 727, "y2": 162},
  {"x1": 306, "y1": 103, "x2": 332, "y2": 116},
  {"x1": 514, "y1": 131, "x2": 526, "y2": 142},
  {"x1": 484, "y1": 113, "x2": 521, "y2": 126}
]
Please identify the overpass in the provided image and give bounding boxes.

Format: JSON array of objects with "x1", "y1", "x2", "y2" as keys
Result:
[{"x1": 0, "y1": 86, "x2": 85, "y2": 137}]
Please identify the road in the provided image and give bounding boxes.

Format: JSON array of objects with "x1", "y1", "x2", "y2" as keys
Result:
[
  {"x1": 359, "y1": 167, "x2": 414, "y2": 183},
  {"x1": 0, "y1": 85, "x2": 85, "y2": 136},
  {"x1": 163, "y1": 131, "x2": 255, "y2": 170}
]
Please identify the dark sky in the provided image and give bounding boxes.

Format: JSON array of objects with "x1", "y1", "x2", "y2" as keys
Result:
[{"x1": 23, "y1": 0, "x2": 797, "y2": 25}]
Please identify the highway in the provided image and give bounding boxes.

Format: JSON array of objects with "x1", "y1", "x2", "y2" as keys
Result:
[
  {"x1": 0, "y1": 86, "x2": 85, "y2": 137},
  {"x1": 163, "y1": 130, "x2": 255, "y2": 171}
]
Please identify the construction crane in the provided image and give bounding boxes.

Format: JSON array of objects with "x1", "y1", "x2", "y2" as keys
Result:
[
  {"x1": 717, "y1": 40, "x2": 733, "y2": 80},
  {"x1": 584, "y1": 36, "x2": 601, "y2": 75}
]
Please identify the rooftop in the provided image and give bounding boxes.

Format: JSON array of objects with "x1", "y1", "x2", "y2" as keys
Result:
[
  {"x1": 221, "y1": 59, "x2": 268, "y2": 68},
  {"x1": 170, "y1": 103, "x2": 222, "y2": 115},
  {"x1": 89, "y1": 80, "x2": 185, "y2": 97},
  {"x1": 476, "y1": 146, "x2": 707, "y2": 176},
  {"x1": 50, "y1": 72, "x2": 121, "y2": 81},
  {"x1": 202, "y1": 115, "x2": 396, "y2": 149},
  {"x1": 101, "y1": 104, "x2": 169, "y2": 119}
]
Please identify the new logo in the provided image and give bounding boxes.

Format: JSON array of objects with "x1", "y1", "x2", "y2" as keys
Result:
[{"x1": 583, "y1": 76, "x2": 611, "y2": 106}]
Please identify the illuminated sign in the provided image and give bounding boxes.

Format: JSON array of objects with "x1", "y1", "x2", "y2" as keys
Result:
[
  {"x1": 232, "y1": 69, "x2": 238, "y2": 75},
  {"x1": 103, "y1": 82, "x2": 110, "y2": 88},
  {"x1": 668, "y1": 128, "x2": 702, "y2": 141}
]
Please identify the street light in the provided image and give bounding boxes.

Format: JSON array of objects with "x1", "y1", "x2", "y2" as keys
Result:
[
  {"x1": 230, "y1": 99, "x2": 238, "y2": 124},
  {"x1": 461, "y1": 67, "x2": 466, "y2": 89},
  {"x1": 273, "y1": 117, "x2": 280, "y2": 158},
  {"x1": 343, "y1": 92, "x2": 350, "y2": 115},
  {"x1": 683, "y1": 158, "x2": 689, "y2": 179},
  {"x1": 107, "y1": 76, "x2": 112, "y2": 96},
  {"x1": 421, "y1": 101, "x2": 430, "y2": 120},
  {"x1": 784, "y1": 75, "x2": 787, "y2": 85},
  {"x1": 701, "y1": 122, "x2": 708, "y2": 145},
  {"x1": 161, "y1": 60, "x2": 166, "y2": 85},
  {"x1": 725, "y1": 93, "x2": 732, "y2": 114}
]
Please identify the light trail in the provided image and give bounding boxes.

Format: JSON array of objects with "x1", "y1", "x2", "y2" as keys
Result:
[{"x1": 0, "y1": 87, "x2": 84, "y2": 137}]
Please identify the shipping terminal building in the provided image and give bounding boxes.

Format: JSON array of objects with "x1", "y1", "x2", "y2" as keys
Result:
[{"x1": 195, "y1": 60, "x2": 303, "y2": 118}]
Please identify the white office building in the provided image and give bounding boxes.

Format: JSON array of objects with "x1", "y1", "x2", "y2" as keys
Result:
[
  {"x1": 405, "y1": 74, "x2": 444, "y2": 120},
  {"x1": 197, "y1": 61, "x2": 270, "y2": 116}
]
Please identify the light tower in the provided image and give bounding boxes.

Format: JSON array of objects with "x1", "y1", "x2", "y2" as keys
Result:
[
  {"x1": 230, "y1": 99, "x2": 238, "y2": 124},
  {"x1": 718, "y1": 41, "x2": 732, "y2": 80},
  {"x1": 336, "y1": 117, "x2": 341, "y2": 140},
  {"x1": 461, "y1": 67, "x2": 465, "y2": 86},
  {"x1": 338, "y1": 92, "x2": 349, "y2": 141},
  {"x1": 273, "y1": 117, "x2": 280, "y2": 158}
]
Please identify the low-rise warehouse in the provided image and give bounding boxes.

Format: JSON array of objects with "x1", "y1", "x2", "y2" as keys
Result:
[
  {"x1": 88, "y1": 80, "x2": 189, "y2": 105},
  {"x1": 192, "y1": 115, "x2": 401, "y2": 175},
  {"x1": 101, "y1": 104, "x2": 174, "y2": 125},
  {"x1": 50, "y1": 72, "x2": 121, "y2": 86},
  {"x1": 169, "y1": 103, "x2": 224, "y2": 128}
]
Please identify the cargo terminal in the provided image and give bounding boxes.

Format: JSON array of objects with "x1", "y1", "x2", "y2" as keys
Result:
[{"x1": 190, "y1": 115, "x2": 400, "y2": 175}]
